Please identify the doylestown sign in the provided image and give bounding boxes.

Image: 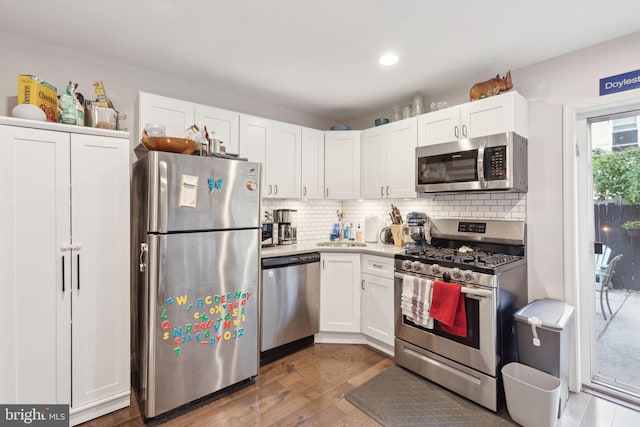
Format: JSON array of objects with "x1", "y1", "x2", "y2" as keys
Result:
[{"x1": 600, "y1": 69, "x2": 640, "y2": 96}]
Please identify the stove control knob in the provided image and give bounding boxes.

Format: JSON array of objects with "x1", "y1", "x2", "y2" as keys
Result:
[
  {"x1": 431, "y1": 264, "x2": 440, "y2": 275},
  {"x1": 402, "y1": 260, "x2": 412, "y2": 270},
  {"x1": 452, "y1": 268, "x2": 461, "y2": 279},
  {"x1": 412, "y1": 261, "x2": 422, "y2": 272},
  {"x1": 464, "y1": 270, "x2": 474, "y2": 281}
]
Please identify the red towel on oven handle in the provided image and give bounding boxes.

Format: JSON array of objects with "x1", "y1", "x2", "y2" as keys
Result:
[{"x1": 430, "y1": 280, "x2": 467, "y2": 337}]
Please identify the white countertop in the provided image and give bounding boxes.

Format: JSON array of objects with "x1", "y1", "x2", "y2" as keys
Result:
[{"x1": 261, "y1": 240, "x2": 404, "y2": 258}]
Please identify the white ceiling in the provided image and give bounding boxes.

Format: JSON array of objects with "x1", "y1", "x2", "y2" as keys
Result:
[{"x1": 1, "y1": 0, "x2": 640, "y2": 121}]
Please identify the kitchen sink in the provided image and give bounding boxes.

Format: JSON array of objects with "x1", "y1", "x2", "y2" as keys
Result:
[{"x1": 316, "y1": 241, "x2": 367, "y2": 247}]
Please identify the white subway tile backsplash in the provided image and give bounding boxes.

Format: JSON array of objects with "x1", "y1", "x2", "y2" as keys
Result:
[{"x1": 263, "y1": 192, "x2": 525, "y2": 241}]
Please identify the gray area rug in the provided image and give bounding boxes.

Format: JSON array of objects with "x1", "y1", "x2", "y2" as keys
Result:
[{"x1": 346, "y1": 365, "x2": 516, "y2": 426}]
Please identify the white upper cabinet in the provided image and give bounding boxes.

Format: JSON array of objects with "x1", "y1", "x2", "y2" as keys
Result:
[
  {"x1": 269, "y1": 121, "x2": 302, "y2": 198},
  {"x1": 301, "y1": 127, "x2": 325, "y2": 199},
  {"x1": 386, "y1": 118, "x2": 418, "y2": 198},
  {"x1": 239, "y1": 114, "x2": 272, "y2": 195},
  {"x1": 417, "y1": 107, "x2": 461, "y2": 146},
  {"x1": 194, "y1": 104, "x2": 240, "y2": 155},
  {"x1": 361, "y1": 118, "x2": 417, "y2": 199},
  {"x1": 418, "y1": 91, "x2": 528, "y2": 146},
  {"x1": 137, "y1": 93, "x2": 240, "y2": 153},
  {"x1": 360, "y1": 125, "x2": 388, "y2": 199},
  {"x1": 137, "y1": 92, "x2": 194, "y2": 143},
  {"x1": 324, "y1": 130, "x2": 361, "y2": 200},
  {"x1": 460, "y1": 91, "x2": 528, "y2": 139}
]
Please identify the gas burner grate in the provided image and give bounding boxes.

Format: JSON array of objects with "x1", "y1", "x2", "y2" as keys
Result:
[{"x1": 402, "y1": 247, "x2": 522, "y2": 269}]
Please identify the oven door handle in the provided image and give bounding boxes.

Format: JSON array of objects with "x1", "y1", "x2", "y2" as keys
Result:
[
  {"x1": 395, "y1": 273, "x2": 492, "y2": 299},
  {"x1": 461, "y1": 287, "x2": 492, "y2": 298}
]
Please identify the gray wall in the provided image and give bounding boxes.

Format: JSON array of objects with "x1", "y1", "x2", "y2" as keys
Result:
[{"x1": 0, "y1": 30, "x2": 335, "y2": 133}]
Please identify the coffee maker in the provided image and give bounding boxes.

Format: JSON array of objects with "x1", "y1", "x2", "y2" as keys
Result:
[
  {"x1": 402, "y1": 212, "x2": 431, "y2": 248},
  {"x1": 273, "y1": 209, "x2": 297, "y2": 245}
]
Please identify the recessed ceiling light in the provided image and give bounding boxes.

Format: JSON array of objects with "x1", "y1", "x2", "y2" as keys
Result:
[{"x1": 379, "y1": 54, "x2": 399, "y2": 66}]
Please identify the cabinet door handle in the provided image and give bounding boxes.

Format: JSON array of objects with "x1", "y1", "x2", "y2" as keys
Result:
[
  {"x1": 322, "y1": 259, "x2": 325, "y2": 269},
  {"x1": 326, "y1": 188, "x2": 329, "y2": 198},
  {"x1": 303, "y1": 186, "x2": 307, "y2": 196},
  {"x1": 380, "y1": 186, "x2": 384, "y2": 197},
  {"x1": 62, "y1": 256, "x2": 65, "y2": 292},
  {"x1": 77, "y1": 254, "x2": 80, "y2": 290},
  {"x1": 274, "y1": 184, "x2": 278, "y2": 195},
  {"x1": 268, "y1": 184, "x2": 272, "y2": 195},
  {"x1": 386, "y1": 186, "x2": 390, "y2": 196},
  {"x1": 462, "y1": 124, "x2": 467, "y2": 138},
  {"x1": 361, "y1": 279, "x2": 365, "y2": 290},
  {"x1": 373, "y1": 263, "x2": 383, "y2": 268},
  {"x1": 454, "y1": 125, "x2": 459, "y2": 139}
]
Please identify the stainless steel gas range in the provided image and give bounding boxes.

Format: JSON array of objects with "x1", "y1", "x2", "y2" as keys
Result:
[{"x1": 394, "y1": 218, "x2": 527, "y2": 412}]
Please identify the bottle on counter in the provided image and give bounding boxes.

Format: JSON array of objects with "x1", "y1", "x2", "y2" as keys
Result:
[
  {"x1": 356, "y1": 224, "x2": 363, "y2": 242},
  {"x1": 331, "y1": 223, "x2": 340, "y2": 240}
]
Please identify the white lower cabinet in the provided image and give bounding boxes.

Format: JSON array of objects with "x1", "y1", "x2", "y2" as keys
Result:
[
  {"x1": 320, "y1": 253, "x2": 361, "y2": 332},
  {"x1": 361, "y1": 255, "x2": 395, "y2": 347},
  {"x1": 0, "y1": 120, "x2": 130, "y2": 425},
  {"x1": 317, "y1": 252, "x2": 395, "y2": 355}
]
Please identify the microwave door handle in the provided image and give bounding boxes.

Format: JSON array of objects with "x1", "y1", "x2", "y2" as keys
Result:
[{"x1": 477, "y1": 138, "x2": 487, "y2": 189}]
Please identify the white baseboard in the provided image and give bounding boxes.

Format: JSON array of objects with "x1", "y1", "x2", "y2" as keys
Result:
[{"x1": 70, "y1": 391, "x2": 131, "y2": 426}]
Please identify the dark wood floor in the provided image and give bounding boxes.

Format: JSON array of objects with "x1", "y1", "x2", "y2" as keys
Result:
[
  {"x1": 80, "y1": 344, "x2": 392, "y2": 426},
  {"x1": 80, "y1": 343, "x2": 640, "y2": 426}
]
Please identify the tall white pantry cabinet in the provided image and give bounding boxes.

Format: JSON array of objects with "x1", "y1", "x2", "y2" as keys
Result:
[{"x1": 0, "y1": 118, "x2": 130, "y2": 426}]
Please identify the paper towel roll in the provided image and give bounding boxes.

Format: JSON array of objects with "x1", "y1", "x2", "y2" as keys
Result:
[{"x1": 364, "y1": 216, "x2": 379, "y2": 243}]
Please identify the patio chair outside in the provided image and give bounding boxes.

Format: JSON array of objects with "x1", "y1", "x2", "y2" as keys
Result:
[
  {"x1": 595, "y1": 244, "x2": 611, "y2": 285},
  {"x1": 596, "y1": 254, "x2": 623, "y2": 321}
]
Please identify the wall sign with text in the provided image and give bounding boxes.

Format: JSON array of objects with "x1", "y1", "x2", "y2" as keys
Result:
[{"x1": 600, "y1": 69, "x2": 640, "y2": 96}]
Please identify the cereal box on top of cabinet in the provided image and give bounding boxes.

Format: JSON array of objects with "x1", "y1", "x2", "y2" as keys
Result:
[{"x1": 17, "y1": 74, "x2": 58, "y2": 122}]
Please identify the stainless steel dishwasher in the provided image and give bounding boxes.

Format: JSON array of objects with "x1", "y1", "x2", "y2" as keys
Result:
[{"x1": 261, "y1": 252, "x2": 320, "y2": 364}]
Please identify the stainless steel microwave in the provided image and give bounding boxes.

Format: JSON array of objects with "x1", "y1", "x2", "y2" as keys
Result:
[{"x1": 415, "y1": 132, "x2": 527, "y2": 193}]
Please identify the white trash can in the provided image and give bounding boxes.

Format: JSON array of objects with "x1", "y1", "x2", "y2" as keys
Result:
[{"x1": 502, "y1": 362, "x2": 562, "y2": 427}]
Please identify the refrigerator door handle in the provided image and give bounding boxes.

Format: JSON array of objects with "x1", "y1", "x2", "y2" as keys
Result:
[{"x1": 139, "y1": 243, "x2": 148, "y2": 272}]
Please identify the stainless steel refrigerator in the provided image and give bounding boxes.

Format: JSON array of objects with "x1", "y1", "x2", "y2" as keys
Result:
[{"x1": 131, "y1": 151, "x2": 261, "y2": 418}]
